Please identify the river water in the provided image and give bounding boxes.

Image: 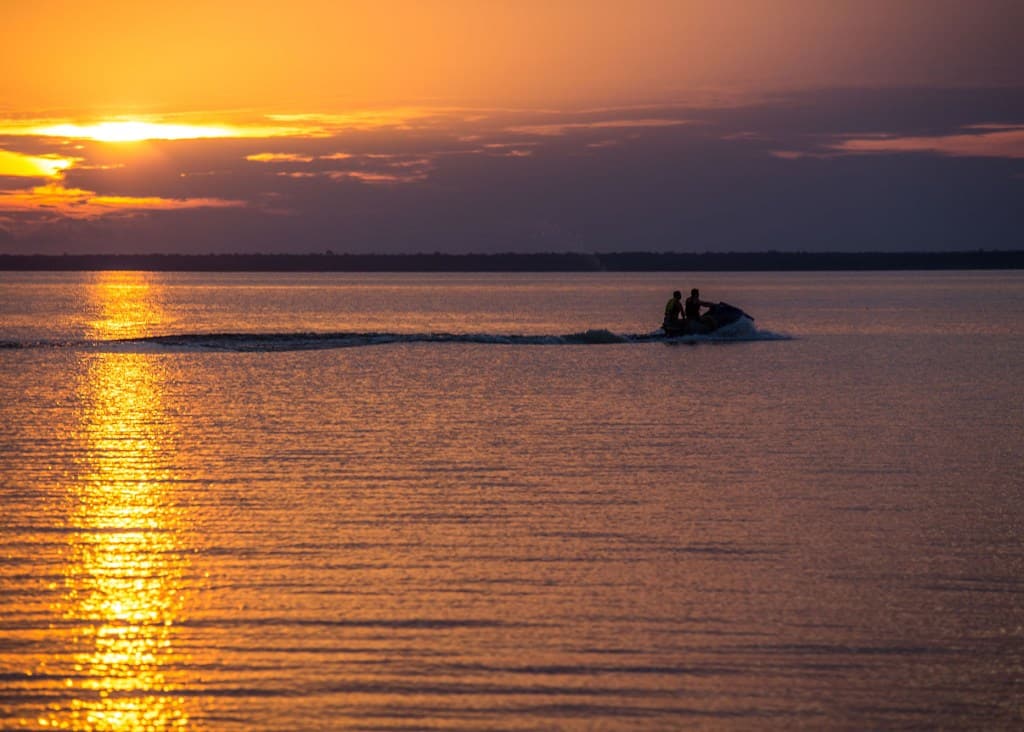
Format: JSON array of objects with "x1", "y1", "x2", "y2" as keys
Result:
[{"x1": 1, "y1": 270, "x2": 1022, "y2": 729}]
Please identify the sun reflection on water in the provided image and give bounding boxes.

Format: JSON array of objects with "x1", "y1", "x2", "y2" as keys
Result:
[
  {"x1": 42, "y1": 277, "x2": 192, "y2": 730},
  {"x1": 87, "y1": 271, "x2": 167, "y2": 341}
]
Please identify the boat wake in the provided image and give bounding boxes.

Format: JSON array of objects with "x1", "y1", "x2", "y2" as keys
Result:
[{"x1": 2, "y1": 319, "x2": 789, "y2": 352}]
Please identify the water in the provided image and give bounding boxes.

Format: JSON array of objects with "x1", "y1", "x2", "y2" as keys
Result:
[{"x1": 1, "y1": 270, "x2": 1022, "y2": 729}]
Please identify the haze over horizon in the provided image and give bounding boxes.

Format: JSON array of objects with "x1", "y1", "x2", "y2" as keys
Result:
[{"x1": 1, "y1": 0, "x2": 1022, "y2": 255}]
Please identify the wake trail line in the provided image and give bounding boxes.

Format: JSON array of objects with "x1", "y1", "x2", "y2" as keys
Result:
[
  {"x1": 120, "y1": 322, "x2": 787, "y2": 351},
  {"x1": 4, "y1": 323, "x2": 790, "y2": 352}
]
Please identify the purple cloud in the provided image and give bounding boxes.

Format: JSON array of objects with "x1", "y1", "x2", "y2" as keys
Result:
[{"x1": 0, "y1": 88, "x2": 1021, "y2": 254}]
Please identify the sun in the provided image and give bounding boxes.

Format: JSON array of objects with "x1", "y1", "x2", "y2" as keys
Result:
[
  {"x1": 31, "y1": 120, "x2": 237, "y2": 142},
  {"x1": 3, "y1": 117, "x2": 310, "y2": 142}
]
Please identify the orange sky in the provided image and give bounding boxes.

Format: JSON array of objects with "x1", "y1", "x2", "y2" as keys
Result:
[
  {"x1": 3, "y1": 0, "x2": 1021, "y2": 115},
  {"x1": 0, "y1": 1, "x2": 1021, "y2": 254}
]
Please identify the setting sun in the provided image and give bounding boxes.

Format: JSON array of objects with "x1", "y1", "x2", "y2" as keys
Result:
[{"x1": 31, "y1": 120, "x2": 241, "y2": 142}]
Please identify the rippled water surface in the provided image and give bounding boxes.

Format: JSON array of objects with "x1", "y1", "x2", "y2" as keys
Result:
[{"x1": 1, "y1": 271, "x2": 1023, "y2": 729}]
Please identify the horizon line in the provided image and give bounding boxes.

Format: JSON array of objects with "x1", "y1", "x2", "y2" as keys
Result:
[{"x1": 1, "y1": 250, "x2": 1021, "y2": 273}]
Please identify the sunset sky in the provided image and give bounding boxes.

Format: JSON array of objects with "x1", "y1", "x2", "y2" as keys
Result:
[{"x1": 1, "y1": 0, "x2": 1022, "y2": 254}]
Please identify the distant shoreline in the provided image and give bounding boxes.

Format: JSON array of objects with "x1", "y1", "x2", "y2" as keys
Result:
[{"x1": 1, "y1": 251, "x2": 1022, "y2": 272}]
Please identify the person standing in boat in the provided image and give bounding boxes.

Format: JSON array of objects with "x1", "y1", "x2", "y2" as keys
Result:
[
  {"x1": 685, "y1": 288, "x2": 713, "y2": 323},
  {"x1": 664, "y1": 290, "x2": 684, "y2": 330}
]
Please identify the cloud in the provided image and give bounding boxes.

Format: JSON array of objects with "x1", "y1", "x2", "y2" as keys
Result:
[
  {"x1": 333, "y1": 171, "x2": 426, "y2": 185},
  {"x1": 264, "y1": 109, "x2": 467, "y2": 132},
  {"x1": 1, "y1": 88, "x2": 1022, "y2": 254},
  {"x1": 0, "y1": 182, "x2": 245, "y2": 218},
  {"x1": 0, "y1": 143, "x2": 249, "y2": 222},
  {"x1": 246, "y1": 152, "x2": 316, "y2": 163},
  {"x1": 832, "y1": 125, "x2": 1024, "y2": 159},
  {"x1": 506, "y1": 118, "x2": 691, "y2": 137},
  {"x1": 245, "y1": 151, "x2": 432, "y2": 182},
  {"x1": 0, "y1": 149, "x2": 74, "y2": 178}
]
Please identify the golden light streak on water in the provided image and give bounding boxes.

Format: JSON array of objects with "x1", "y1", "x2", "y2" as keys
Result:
[
  {"x1": 40, "y1": 276, "x2": 192, "y2": 730},
  {"x1": 86, "y1": 272, "x2": 167, "y2": 341}
]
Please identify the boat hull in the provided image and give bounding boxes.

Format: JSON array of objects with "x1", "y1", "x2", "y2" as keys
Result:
[{"x1": 662, "y1": 302, "x2": 752, "y2": 336}]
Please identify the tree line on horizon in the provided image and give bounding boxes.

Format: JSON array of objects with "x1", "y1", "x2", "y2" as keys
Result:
[{"x1": 1, "y1": 250, "x2": 1022, "y2": 271}]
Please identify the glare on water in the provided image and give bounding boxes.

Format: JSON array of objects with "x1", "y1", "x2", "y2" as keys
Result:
[
  {"x1": 1, "y1": 270, "x2": 1022, "y2": 729},
  {"x1": 32, "y1": 279, "x2": 191, "y2": 729},
  {"x1": 85, "y1": 272, "x2": 168, "y2": 342}
]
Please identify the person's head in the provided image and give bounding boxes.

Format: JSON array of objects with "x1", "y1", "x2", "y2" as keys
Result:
[
  {"x1": 673, "y1": 290, "x2": 681, "y2": 300},
  {"x1": 691, "y1": 288, "x2": 699, "y2": 297}
]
